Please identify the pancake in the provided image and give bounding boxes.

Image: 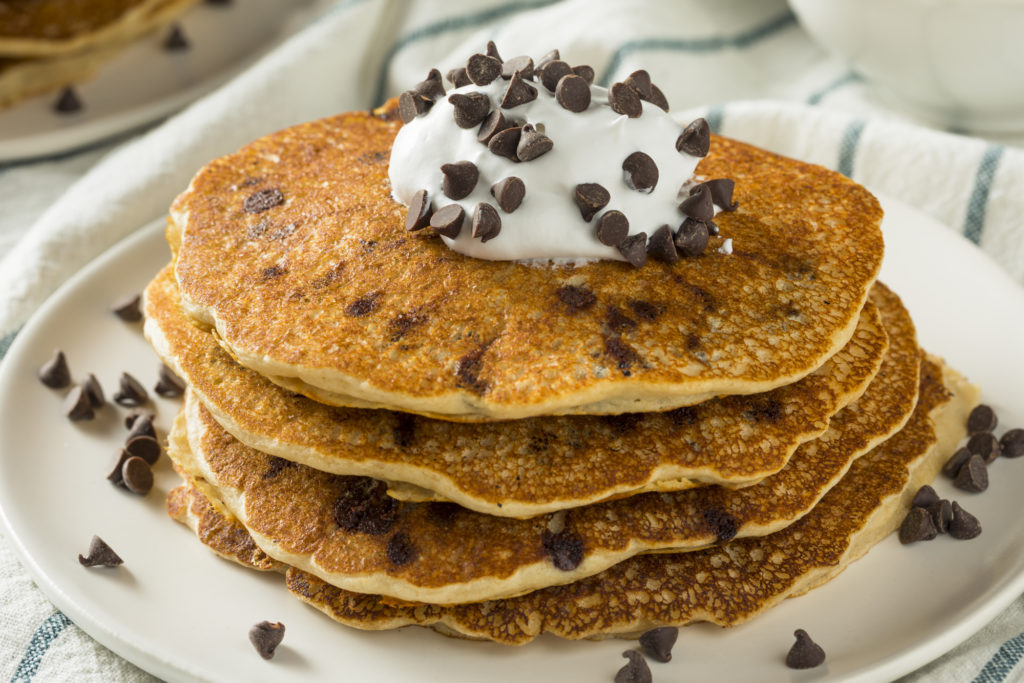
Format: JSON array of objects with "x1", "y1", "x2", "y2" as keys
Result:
[
  {"x1": 0, "y1": 42, "x2": 123, "y2": 108},
  {"x1": 169, "y1": 357, "x2": 976, "y2": 643},
  {"x1": 145, "y1": 266, "x2": 889, "y2": 517},
  {"x1": 165, "y1": 285, "x2": 919, "y2": 605},
  {"x1": 169, "y1": 102, "x2": 884, "y2": 421}
]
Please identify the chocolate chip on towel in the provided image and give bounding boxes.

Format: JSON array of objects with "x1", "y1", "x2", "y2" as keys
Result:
[
  {"x1": 84, "y1": 373, "x2": 105, "y2": 408},
  {"x1": 596, "y1": 211, "x2": 629, "y2": 247},
  {"x1": 472, "y1": 203, "x2": 502, "y2": 242},
  {"x1": 111, "y1": 293, "x2": 142, "y2": 321},
  {"x1": 122, "y1": 456, "x2": 154, "y2": 495},
  {"x1": 448, "y1": 92, "x2": 490, "y2": 128},
  {"x1": 466, "y1": 53, "x2": 502, "y2": 86},
  {"x1": 429, "y1": 205, "x2": 465, "y2": 239},
  {"x1": 243, "y1": 188, "x2": 284, "y2": 214},
  {"x1": 608, "y1": 82, "x2": 642, "y2": 117},
  {"x1": 967, "y1": 404, "x2": 997, "y2": 433},
  {"x1": 615, "y1": 651, "x2": 652, "y2": 683},
  {"x1": 555, "y1": 74, "x2": 591, "y2": 112},
  {"x1": 155, "y1": 364, "x2": 186, "y2": 398},
  {"x1": 113, "y1": 372, "x2": 148, "y2": 406},
  {"x1": 786, "y1": 629, "x2": 826, "y2": 669},
  {"x1": 490, "y1": 177, "x2": 525, "y2": 213},
  {"x1": 573, "y1": 183, "x2": 609, "y2": 222},
  {"x1": 441, "y1": 161, "x2": 479, "y2": 200},
  {"x1": 899, "y1": 506, "x2": 937, "y2": 543},
  {"x1": 38, "y1": 350, "x2": 71, "y2": 388},
  {"x1": 949, "y1": 501, "x2": 982, "y2": 539},
  {"x1": 618, "y1": 233, "x2": 648, "y2": 268},
  {"x1": 63, "y1": 385, "x2": 94, "y2": 421},
  {"x1": 78, "y1": 535, "x2": 123, "y2": 567},
  {"x1": 1000, "y1": 429, "x2": 1024, "y2": 458},
  {"x1": 249, "y1": 621, "x2": 285, "y2": 660},
  {"x1": 638, "y1": 626, "x2": 678, "y2": 662},
  {"x1": 622, "y1": 151, "x2": 658, "y2": 193},
  {"x1": 676, "y1": 118, "x2": 710, "y2": 157},
  {"x1": 954, "y1": 454, "x2": 989, "y2": 492}
]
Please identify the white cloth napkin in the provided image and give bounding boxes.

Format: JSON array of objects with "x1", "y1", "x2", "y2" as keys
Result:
[{"x1": 3, "y1": 0, "x2": 1024, "y2": 680}]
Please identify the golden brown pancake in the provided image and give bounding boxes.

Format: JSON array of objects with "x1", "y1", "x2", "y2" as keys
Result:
[
  {"x1": 145, "y1": 266, "x2": 889, "y2": 517},
  {"x1": 169, "y1": 102, "x2": 884, "y2": 421}
]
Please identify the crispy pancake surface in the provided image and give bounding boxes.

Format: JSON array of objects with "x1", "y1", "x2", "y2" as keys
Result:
[
  {"x1": 170, "y1": 104, "x2": 884, "y2": 420},
  {"x1": 146, "y1": 266, "x2": 888, "y2": 517}
]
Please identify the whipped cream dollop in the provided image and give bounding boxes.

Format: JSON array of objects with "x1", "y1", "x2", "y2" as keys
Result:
[{"x1": 389, "y1": 53, "x2": 726, "y2": 265}]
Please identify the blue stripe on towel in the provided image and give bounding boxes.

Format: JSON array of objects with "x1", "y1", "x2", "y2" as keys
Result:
[
  {"x1": 0, "y1": 327, "x2": 18, "y2": 360},
  {"x1": 973, "y1": 630, "x2": 1024, "y2": 683},
  {"x1": 9, "y1": 612, "x2": 72, "y2": 683},
  {"x1": 807, "y1": 70, "x2": 860, "y2": 105},
  {"x1": 837, "y1": 118, "x2": 866, "y2": 178},
  {"x1": 963, "y1": 144, "x2": 1005, "y2": 245},
  {"x1": 704, "y1": 105, "x2": 725, "y2": 135}
]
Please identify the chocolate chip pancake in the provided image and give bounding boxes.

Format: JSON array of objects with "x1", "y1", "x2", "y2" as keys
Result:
[
  {"x1": 145, "y1": 265, "x2": 889, "y2": 517},
  {"x1": 169, "y1": 102, "x2": 884, "y2": 421}
]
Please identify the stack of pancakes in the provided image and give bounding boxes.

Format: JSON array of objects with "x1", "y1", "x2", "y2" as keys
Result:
[
  {"x1": 0, "y1": 0, "x2": 198, "y2": 107},
  {"x1": 142, "y1": 99, "x2": 978, "y2": 644}
]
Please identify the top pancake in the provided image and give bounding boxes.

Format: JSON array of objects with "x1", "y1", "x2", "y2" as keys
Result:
[{"x1": 171, "y1": 103, "x2": 884, "y2": 421}]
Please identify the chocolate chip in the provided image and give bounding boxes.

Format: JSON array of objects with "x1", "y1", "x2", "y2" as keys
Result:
[
  {"x1": 928, "y1": 499, "x2": 954, "y2": 534},
  {"x1": 623, "y1": 70, "x2": 653, "y2": 100},
  {"x1": 645, "y1": 84, "x2": 669, "y2": 112},
  {"x1": 605, "y1": 306, "x2": 637, "y2": 334},
  {"x1": 107, "y1": 449, "x2": 130, "y2": 486},
  {"x1": 386, "y1": 532, "x2": 418, "y2": 566},
  {"x1": 622, "y1": 151, "x2": 658, "y2": 193},
  {"x1": 121, "y1": 456, "x2": 153, "y2": 495},
  {"x1": 911, "y1": 485, "x2": 940, "y2": 509},
  {"x1": 84, "y1": 373, "x2": 105, "y2": 408},
  {"x1": 1000, "y1": 429, "x2": 1024, "y2": 458},
  {"x1": 596, "y1": 211, "x2": 629, "y2": 247},
  {"x1": 942, "y1": 446, "x2": 972, "y2": 478},
  {"x1": 466, "y1": 53, "x2": 502, "y2": 86},
  {"x1": 111, "y1": 293, "x2": 142, "y2": 322},
  {"x1": 572, "y1": 64, "x2": 595, "y2": 85},
  {"x1": 618, "y1": 232, "x2": 648, "y2": 268},
  {"x1": 472, "y1": 203, "x2": 501, "y2": 242},
  {"x1": 487, "y1": 126, "x2": 522, "y2": 160},
  {"x1": 412, "y1": 68, "x2": 445, "y2": 101},
  {"x1": 405, "y1": 189, "x2": 433, "y2": 232},
  {"x1": 485, "y1": 40, "x2": 502, "y2": 62},
  {"x1": 677, "y1": 118, "x2": 710, "y2": 157},
  {"x1": 448, "y1": 92, "x2": 490, "y2": 128},
  {"x1": 536, "y1": 49, "x2": 560, "y2": 70},
  {"x1": 243, "y1": 188, "x2": 284, "y2": 214},
  {"x1": 111, "y1": 372, "x2": 147, "y2": 406},
  {"x1": 446, "y1": 67, "x2": 470, "y2": 88},
  {"x1": 38, "y1": 350, "x2": 71, "y2": 388},
  {"x1": 954, "y1": 454, "x2": 988, "y2": 492},
  {"x1": 429, "y1": 204, "x2": 465, "y2": 239},
  {"x1": 78, "y1": 535, "x2": 122, "y2": 567},
  {"x1": 675, "y1": 218, "x2": 710, "y2": 257},
  {"x1": 704, "y1": 178, "x2": 738, "y2": 211},
  {"x1": 967, "y1": 432, "x2": 1001, "y2": 463},
  {"x1": 608, "y1": 82, "x2": 642, "y2": 117},
  {"x1": 346, "y1": 293, "x2": 379, "y2": 317},
  {"x1": 574, "y1": 183, "x2": 609, "y2": 222},
  {"x1": 539, "y1": 59, "x2": 572, "y2": 92},
  {"x1": 477, "y1": 109, "x2": 512, "y2": 143},
  {"x1": 398, "y1": 90, "x2": 430, "y2": 123},
  {"x1": 615, "y1": 651, "x2": 652, "y2": 683},
  {"x1": 154, "y1": 364, "x2": 185, "y2": 398},
  {"x1": 516, "y1": 123, "x2": 552, "y2": 161},
  {"x1": 646, "y1": 225, "x2": 678, "y2": 263},
  {"x1": 786, "y1": 629, "x2": 826, "y2": 669},
  {"x1": 899, "y1": 506, "x2": 937, "y2": 543},
  {"x1": 441, "y1": 161, "x2": 479, "y2": 200},
  {"x1": 126, "y1": 436, "x2": 161, "y2": 466},
  {"x1": 249, "y1": 621, "x2": 285, "y2": 660},
  {"x1": 680, "y1": 184, "x2": 714, "y2": 221},
  {"x1": 501, "y1": 70, "x2": 537, "y2": 108},
  {"x1": 556, "y1": 285, "x2": 596, "y2": 313},
  {"x1": 555, "y1": 74, "x2": 590, "y2": 112},
  {"x1": 703, "y1": 508, "x2": 739, "y2": 542},
  {"x1": 63, "y1": 385, "x2": 94, "y2": 421},
  {"x1": 126, "y1": 413, "x2": 156, "y2": 441},
  {"x1": 163, "y1": 23, "x2": 189, "y2": 50},
  {"x1": 541, "y1": 528, "x2": 584, "y2": 571},
  {"x1": 333, "y1": 477, "x2": 398, "y2": 535},
  {"x1": 490, "y1": 177, "x2": 525, "y2": 213},
  {"x1": 53, "y1": 87, "x2": 82, "y2": 114},
  {"x1": 638, "y1": 627, "x2": 678, "y2": 662},
  {"x1": 967, "y1": 404, "x2": 998, "y2": 434},
  {"x1": 501, "y1": 55, "x2": 534, "y2": 80},
  {"x1": 949, "y1": 501, "x2": 982, "y2": 539}
]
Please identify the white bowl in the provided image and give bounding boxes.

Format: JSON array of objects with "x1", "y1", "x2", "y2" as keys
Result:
[{"x1": 789, "y1": 0, "x2": 1024, "y2": 132}]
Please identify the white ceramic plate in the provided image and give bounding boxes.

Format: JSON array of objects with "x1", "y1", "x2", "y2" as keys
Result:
[
  {"x1": 0, "y1": 0, "x2": 316, "y2": 163},
  {"x1": 2, "y1": 196, "x2": 1024, "y2": 683}
]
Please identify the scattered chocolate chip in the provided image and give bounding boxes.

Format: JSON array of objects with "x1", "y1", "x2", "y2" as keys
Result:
[
  {"x1": 405, "y1": 189, "x2": 433, "y2": 232},
  {"x1": 954, "y1": 454, "x2": 988, "y2": 492},
  {"x1": 107, "y1": 449, "x2": 130, "y2": 486},
  {"x1": 645, "y1": 84, "x2": 669, "y2": 112},
  {"x1": 501, "y1": 55, "x2": 534, "y2": 80},
  {"x1": 703, "y1": 178, "x2": 738, "y2": 211},
  {"x1": 615, "y1": 651, "x2": 652, "y2": 683},
  {"x1": 485, "y1": 40, "x2": 502, "y2": 62},
  {"x1": 490, "y1": 177, "x2": 525, "y2": 213},
  {"x1": 623, "y1": 70, "x2": 653, "y2": 100},
  {"x1": 573, "y1": 183, "x2": 610, "y2": 222},
  {"x1": 555, "y1": 74, "x2": 590, "y2": 112},
  {"x1": 596, "y1": 211, "x2": 629, "y2": 247},
  {"x1": 1000, "y1": 429, "x2": 1024, "y2": 458},
  {"x1": 110, "y1": 293, "x2": 142, "y2": 322},
  {"x1": 539, "y1": 59, "x2": 572, "y2": 92},
  {"x1": 949, "y1": 501, "x2": 982, "y2": 539},
  {"x1": 412, "y1": 68, "x2": 445, "y2": 100},
  {"x1": 243, "y1": 188, "x2": 284, "y2": 214},
  {"x1": 967, "y1": 432, "x2": 1001, "y2": 463},
  {"x1": 53, "y1": 87, "x2": 82, "y2": 114},
  {"x1": 556, "y1": 285, "x2": 596, "y2": 313},
  {"x1": 638, "y1": 626, "x2": 678, "y2": 662},
  {"x1": 536, "y1": 49, "x2": 560, "y2": 70},
  {"x1": 154, "y1": 364, "x2": 185, "y2": 398},
  {"x1": 83, "y1": 373, "x2": 105, "y2": 408},
  {"x1": 477, "y1": 109, "x2": 512, "y2": 143},
  {"x1": 386, "y1": 532, "x2": 418, "y2": 566},
  {"x1": 163, "y1": 23, "x2": 189, "y2": 51},
  {"x1": 618, "y1": 232, "x2": 648, "y2": 268},
  {"x1": 516, "y1": 123, "x2": 552, "y2": 161},
  {"x1": 121, "y1": 456, "x2": 153, "y2": 495},
  {"x1": 398, "y1": 90, "x2": 430, "y2": 123},
  {"x1": 78, "y1": 535, "x2": 122, "y2": 567},
  {"x1": 441, "y1": 161, "x2": 479, "y2": 200},
  {"x1": 333, "y1": 477, "x2": 399, "y2": 535},
  {"x1": 541, "y1": 528, "x2": 584, "y2": 570},
  {"x1": 63, "y1": 385, "x2": 94, "y2": 421},
  {"x1": 472, "y1": 203, "x2": 501, "y2": 242},
  {"x1": 38, "y1": 350, "x2": 71, "y2": 388},
  {"x1": 446, "y1": 67, "x2": 471, "y2": 88},
  {"x1": 899, "y1": 506, "x2": 938, "y2": 543},
  {"x1": 466, "y1": 53, "x2": 502, "y2": 86},
  {"x1": 249, "y1": 621, "x2": 285, "y2": 660},
  {"x1": 786, "y1": 629, "x2": 826, "y2": 669},
  {"x1": 126, "y1": 413, "x2": 156, "y2": 441},
  {"x1": 967, "y1": 404, "x2": 998, "y2": 434},
  {"x1": 125, "y1": 436, "x2": 161, "y2": 466},
  {"x1": 647, "y1": 225, "x2": 678, "y2": 263},
  {"x1": 675, "y1": 218, "x2": 710, "y2": 257},
  {"x1": 609, "y1": 82, "x2": 642, "y2": 117},
  {"x1": 622, "y1": 151, "x2": 658, "y2": 193},
  {"x1": 942, "y1": 446, "x2": 972, "y2": 478},
  {"x1": 501, "y1": 70, "x2": 538, "y2": 108},
  {"x1": 677, "y1": 118, "x2": 710, "y2": 157},
  {"x1": 572, "y1": 64, "x2": 595, "y2": 85},
  {"x1": 487, "y1": 126, "x2": 522, "y2": 160},
  {"x1": 703, "y1": 508, "x2": 739, "y2": 542},
  {"x1": 681, "y1": 184, "x2": 714, "y2": 221},
  {"x1": 429, "y1": 204, "x2": 465, "y2": 239},
  {"x1": 911, "y1": 485, "x2": 940, "y2": 509},
  {"x1": 112, "y1": 372, "x2": 148, "y2": 406},
  {"x1": 928, "y1": 499, "x2": 954, "y2": 534},
  {"x1": 448, "y1": 92, "x2": 490, "y2": 128}
]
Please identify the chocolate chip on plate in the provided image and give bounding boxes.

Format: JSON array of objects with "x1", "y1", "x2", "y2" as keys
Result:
[
  {"x1": 899, "y1": 506, "x2": 937, "y2": 543},
  {"x1": 78, "y1": 535, "x2": 123, "y2": 567},
  {"x1": 596, "y1": 211, "x2": 629, "y2": 247},
  {"x1": 930, "y1": 499, "x2": 954, "y2": 533},
  {"x1": 574, "y1": 183, "x2": 609, "y2": 222},
  {"x1": 243, "y1": 188, "x2": 284, "y2": 214},
  {"x1": 501, "y1": 70, "x2": 538, "y2": 108},
  {"x1": 675, "y1": 217, "x2": 710, "y2": 257},
  {"x1": 618, "y1": 232, "x2": 648, "y2": 268},
  {"x1": 154, "y1": 364, "x2": 186, "y2": 398},
  {"x1": 406, "y1": 189, "x2": 433, "y2": 231},
  {"x1": 448, "y1": 92, "x2": 490, "y2": 129},
  {"x1": 38, "y1": 350, "x2": 71, "y2": 388},
  {"x1": 477, "y1": 109, "x2": 512, "y2": 144},
  {"x1": 948, "y1": 501, "x2": 982, "y2": 539},
  {"x1": 110, "y1": 293, "x2": 142, "y2": 322},
  {"x1": 126, "y1": 413, "x2": 156, "y2": 441},
  {"x1": 911, "y1": 484, "x2": 940, "y2": 509},
  {"x1": 249, "y1": 621, "x2": 285, "y2": 660},
  {"x1": 113, "y1": 372, "x2": 148, "y2": 406},
  {"x1": 121, "y1": 456, "x2": 154, "y2": 495},
  {"x1": 53, "y1": 87, "x2": 83, "y2": 114},
  {"x1": 615, "y1": 650, "x2": 652, "y2": 683},
  {"x1": 429, "y1": 204, "x2": 465, "y2": 239},
  {"x1": 646, "y1": 225, "x2": 678, "y2": 263},
  {"x1": 107, "y1": 449, "x2": 130, "y2": 486},
  {"x1": 125, "y1": 435, "x2": 161, "y2": 466},
  {"x1": 967, "y1": 404, "x2": 997, "y2": 434},
  {"x1": 608, "y1": 82, "x2": 642, "y2": 117},
  {"x1": 516, "y1": 124, "x2": 552, "y2": 161},
  {"x1": 490, "y1": 177, "x2": 525, "y2": 213},
  {"x1": 84, "y1": 373, "x2": 105, "y2": 408},
  {"x1": 954, "y1": 454, "x2": 989, "y2": 492},
  {"x1": 487, "y1": 126, "x2": 522, "y2": 160},
  {"x1": 163, "y1": 23, "x2": 189, "y2": 51},
  {"x1": 1000, "y1": 429, "x2": 1024, "y2": 458},
  {"x1": 472, "y1": 203, "x2": 502, "y2": 242},
  {"x1": 785, "y1": 629, "x2": 826, "y2": 669},
  {"x1": 63, "y1": 385, "x2": 94, "y2": 421},
  {"x1": 539, "y1": 59, "x2": 572, "y2": 92},
  {"x1": 676, "y1": 118, "x2": 710, "y2": 157},
  {"x1": 967, "y1": 432, "x2": 1000, "y2": 463},
  {"x1": 942, "y1": 446, "x2": 972, "y2": 478},
  {"x1": 501, "y1": 55, "x2": 534, "y2": 80},
  {"x1": 622, "y1": 151, "x2": 658, "y2": 193},
  {"x1": 466, "y1": 53, "x2": 502, "y2": 86},
  {"x1": 638, "y1": 626, "x2": 678, "y2": 662},
  {"x1": 555, "y1": 74, "x2": 591, "y2": 112},
  {"x1": 441, "y1": 161, "x2": 479, "y2": 200}
]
